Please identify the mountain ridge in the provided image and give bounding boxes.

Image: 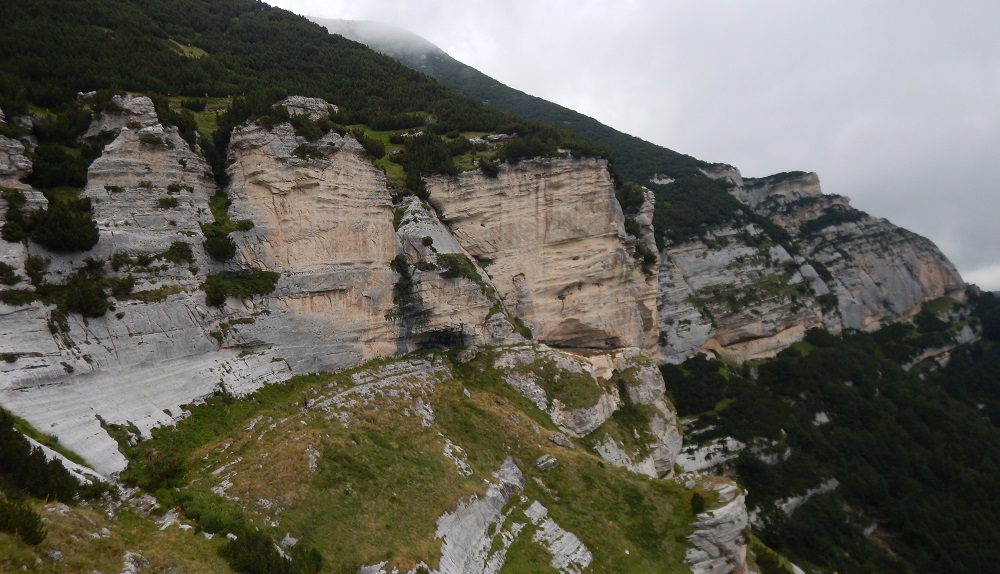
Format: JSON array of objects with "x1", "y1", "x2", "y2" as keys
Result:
[{"x1": 0, "y1": 3, "x2": 997, "y2": 573}]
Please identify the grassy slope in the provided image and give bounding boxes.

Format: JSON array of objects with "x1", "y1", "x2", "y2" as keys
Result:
[{"x1": 53, "y1": 347, "x2": 702, "y2": 574}]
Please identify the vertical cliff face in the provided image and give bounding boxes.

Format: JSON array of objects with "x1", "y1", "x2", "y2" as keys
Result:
[
  {"x1": 659, "y1": 167, "x2": 965, "y2": 363},
  {"x1": 0, "y1": 105, "x2": 32, "y2": 189},
  {"x1": 0, "y1": 97, "x2": 290, "y2": 475},
  {"x1": 225, "y1": 121, "x2": 400, "y2": 371},
  {"x1": 426, "y1": 158, "x2": 659, "y2": 351},
  {"x1": 1, "y1": 97, "x2": 671, "y2": 476},
  {"x1": 393, "y1": 196, "x2": 520, "y2": 349}
]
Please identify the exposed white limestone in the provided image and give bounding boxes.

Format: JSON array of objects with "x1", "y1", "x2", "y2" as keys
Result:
[
  {"x1": 434, "y1": 457, "x2": 525, "y2": 574},
  {"x1": 426, "y1": 157, "x2": 659, "y2": 350},
  {"x1": 0, "y1": 133, "x2": 32, "y2": 188},
  {"x1": 523, "y1": 501, "x2": 593, "y2": 573},
  {"x1": 662, "y1": 169, "x2": 965, "y2": 363},
  {"x1": 686, "y1": 480, "x2": 752, "y2": 574},
  {"x1": 278, "y1": 96, "x2": 336, "y2": 120}
]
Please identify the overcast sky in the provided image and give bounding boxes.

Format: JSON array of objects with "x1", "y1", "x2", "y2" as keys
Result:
[{"x1": 266, "y1": 0, "x2": 1000, "y2": 290}]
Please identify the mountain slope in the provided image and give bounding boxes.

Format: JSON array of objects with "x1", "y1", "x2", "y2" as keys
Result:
[
  {"x1": 319, "y1": 18, "x2": 965, "y2": 363},
  {"x1": 0, "y1": 3, "x2": 995, "y2": 574}
]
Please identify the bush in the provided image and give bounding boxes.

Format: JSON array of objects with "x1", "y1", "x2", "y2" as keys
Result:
[
  {"x1": 157, "y1": 197, "x2": 179, "y2": 209},
  {"x1": 180, "y1": 98, "x2": 207, "y2": 112},
  {"x1": 2, "y1": 189, "x2": 30, "y2": 242},
  {"x1": 219, "y1": 528, "x2": 291, "y2": 574},
  {"x1": 690, "y1": 492, "x2": 706, "y2": 515},
  {"x1": 64, "y1": 268, "x2": 110, "y2": 317},
  {"x1": 350, "y1": 128, "x2": 386, "y2": 159},
  {"x1": 0, "y1": 289, "x2": 37, "y2": 306},
  {"x1": 218, "y1": 527, "x2": 323, "y2": 574},
  {"x1": 29, "y1": 198, "x2": 100, "y2": 252},
  {"x1": 204, "y1": 235, "x2": 237, "y2": 261},
  {"x1": 477, "y1": 157, "x2": 500, "y2": 178},
  {"x1": 202, "y1": 271, "x2": 280, "y2": 307},
  {"x1": 161, "y1": 241, "x2": 194, "y2": 264},
  {"x1": 437, "y1": 253, "x2": 480, "y2": 282},
  {"x1": 111, "y1": 274, "x2": 136, "y2": 298},
  {"x1": 0, "y1": 262, "x2": 21, "y2": 286},
  {"x1": 0, "y1": 498, "x2": 47, "y2": 546},
  {"x1": 0, "y1": 408, "x2": 87, "y2": 504},
  {"x1": 25, "y1": 144, "x2": 88, "y2": 188}
]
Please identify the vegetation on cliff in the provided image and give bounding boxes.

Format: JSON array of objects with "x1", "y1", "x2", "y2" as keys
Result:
[{"x1": 666, "y1": 291, "x2": 1000, "y2": 573}]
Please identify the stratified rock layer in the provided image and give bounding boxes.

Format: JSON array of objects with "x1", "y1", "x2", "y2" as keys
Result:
[
  {"x1": 660, "y1": 168, "x2": 964, "y2": 363},
  {"x1": 226, "y1": 121, "x2": 399, "y2": 371},
  {"x1": 426, "y1": 158, "x2": 659, "y2": 351}
]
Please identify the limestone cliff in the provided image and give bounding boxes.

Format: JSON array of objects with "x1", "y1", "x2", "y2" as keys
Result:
[
  {"x1": 660, "y1": 167, "x2": 965, "y2": 363},
  {"x1": 0, "y1": 97, "x2": 665, "y2": 481},
  {"x1": 0, "y1": 105, "x2": 32, "y2": 189},
  {"x1": 426, "y1": 158, "x2": 660, "y2": 351},
  {"x1": 225, "y1": 120, "x2": 400, "y2": 371}
]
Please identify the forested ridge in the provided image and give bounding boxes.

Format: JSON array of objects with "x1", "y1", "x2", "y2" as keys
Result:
[{"x1": 665, "y1": 291, "x2": 1000, "y2": 573}]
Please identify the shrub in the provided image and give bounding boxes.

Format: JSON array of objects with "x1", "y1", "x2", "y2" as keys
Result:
[
  {"x1": 111, "y1": 274, "x2": 136, "y2": 298},
  {"x1": 0, "y1": 498, "x2": 47, "y2": 546},
  {"x1": 204, "y1": 235, "x2": 237, "y2": 261},
  {"x1": 24, "y1": 255, "x2": 50, "y2": 286},
  {"x1": 30, "y1": 198, "x2": 100, "y2": 252},
  {"x1": 180, "y1": 98, "x2": 207, "y2": 112},
  {"x1": 0, "y1": 289, "x2": 37, "y2": 306},
  {"x1": 157, "y1": 197, "x2": 179, "y2": 209},
  {"x1": 615, "y1": 182, "x2": 646, "y2": 217},
  {"x1": 421, "y1": 236, "x2": 434, "y2": 246},
  {"x1": 477, "y1": 157, "x2": 500, "y2": 178},
  {"x1": 691, "y1": 492, "x2": 706, "y2": 515},
  {"x1": 218, "y1": 527, "x2": 323, "y2": 574},
  {"x1": 219, "y1": 528, "x2": 291, "y2": 574},
  {"x1": 289, "y1": 114, "x2": 323, "y2": 141},
  {"x1": 1, "y1": 189, "x2": 30, "y2": 242},
  {"x1": 138, "y1": 133, "x2": 164, "y2": 146},
  {"x1": 64, "y1": 269, "x2": 109, "y2": 317},
  {"x1": 350, "y1": 128, "x2": 386, "y2": 159},
  {"x1": 202, "y1": 271, "x2": 280, "y2": 307},
  {"x1": 0, "y1": 408, "x2": 91, "y2": 505},
  {"x1": 161, "y1": 241, "x2": 194, "y2": 264},
  {"x1": 437, "y1": 253, "x2": 480, "y2": 282},
  {"x1": 291, "y1": 144, "x2": 324, "y2": 160},
  {"x1": 0, "y1": 262, "x2": 21, "y2": 286},
  {"x1": 25, "y1": 144, "x2": 88, "y2": 189}
]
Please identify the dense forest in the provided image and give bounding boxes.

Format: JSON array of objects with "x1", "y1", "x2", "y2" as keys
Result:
[{"x1": 664, "y1": 290, "x2": 1000, "y2": 573}]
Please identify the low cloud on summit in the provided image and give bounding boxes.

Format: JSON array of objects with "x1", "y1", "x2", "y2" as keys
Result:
[{"x1": 268, "y1": 0, "x2": 1000, "y2": 290}]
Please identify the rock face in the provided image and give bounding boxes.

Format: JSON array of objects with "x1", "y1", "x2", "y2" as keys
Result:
[
  {"x1": 82, "y1": 121, "x2": 215, "y2": 263},
  {"x1": 0, "y1": 105, "x2": 31, "y2": 188},
  {"x1": 82, "y1": 94, "x2": 159, "y2": 138},
  {"x1": 393, "y1": 196, "x2": 520, "y2": 349},
  {"x1": 279, "y1": 96, "x2": 337, "y2": 120},
  {"x1": 685, "y1": 480, "x2": 751, "y2": 574},
  {"x1": 426, "y1": 158, "x2": 659, "y2": 351},
  {"x1": 660, "y1": 167, "x2": 965, "y2": 363},
  {"x1": 226, "y1": 121, "x2": 399, "y2": 371},
  {"x1": 493, "y1": 344, "x2": 682, "y2": 478},
  {"x1": 0, "y1": 97, "x2": 665, "y2": 479}
]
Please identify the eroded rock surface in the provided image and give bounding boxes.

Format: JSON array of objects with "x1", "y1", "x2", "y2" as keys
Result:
[
  {"x1": 660, "y1": 168, "x2": 965, "y2": 363},
  {"x1": 226, "y1": 121, "x2": 399, "y2": 371},
  {"x1": 685, "y1": 480, "x2": 751, "y2": 574},
  {"x1": 494, "y1": 344, "x2": 682, "y2": 477},
  {"x1": 426, "y1": 158, "x2": 659, "y2": 350}
]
